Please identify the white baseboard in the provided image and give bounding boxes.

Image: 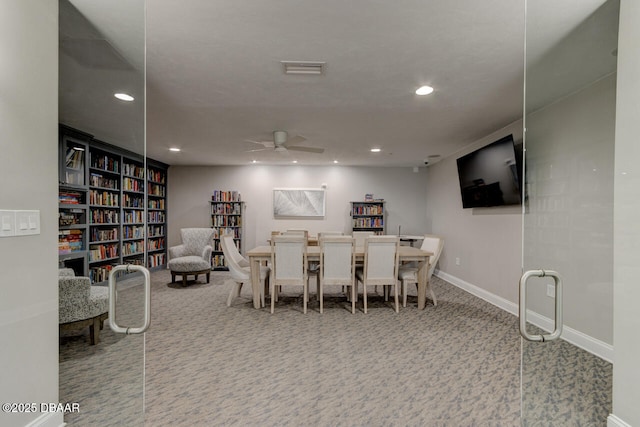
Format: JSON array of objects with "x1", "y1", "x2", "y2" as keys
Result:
[
  {"x1": 608, "y1": 414, "x2": 632, "y2": 427},
  {"x1": 436, "y1": 270, "x2": 613, "y2": 363},
  {"x1": 24, "y1": 412, "x2": 64, "y2": 427}
]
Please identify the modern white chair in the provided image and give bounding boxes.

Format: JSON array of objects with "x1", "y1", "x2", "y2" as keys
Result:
[
  {"x1": 318, "y1": 235, "x2": 356, "y2": 314},
  {"x1": 270, "y1": 234, "x2": 309, "y2": 314},
  {"x1": 398, "y1": 234, "x2": 444, "y2": 307},
  {"x1": 221, "y1": 233, "x2": 270, "y2": 307},
  {"x1": 355, "y1": 235, "x2": 400, "y2": 313}
]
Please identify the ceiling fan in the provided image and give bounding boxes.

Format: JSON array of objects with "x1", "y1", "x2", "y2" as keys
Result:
[{"x1": 245, "y1": 130, "x2": 325, "y2": 154}]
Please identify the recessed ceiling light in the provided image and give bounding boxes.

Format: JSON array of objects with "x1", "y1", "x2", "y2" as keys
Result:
[
  {"x1": 292, "y1": 160, "x2": 298, "y2": 164},
  {"x1": 114, "y1": 93, "x2": 134, "y2": 102},
  {"x1": 252, "y1": 160, "x2": 258, "y2": 164},
  {"x1": 333, "y1": 160, "x2": 339, "y2": 164},
  {"x1": 415, "y1": 85, "x2": 434, "y2": 96},
  {"x1": 169, "y1": 147, "x2": 181, "y2": 152},
  {"x1": 370, "y1": 148, "x2": 381, "y2": 153}
]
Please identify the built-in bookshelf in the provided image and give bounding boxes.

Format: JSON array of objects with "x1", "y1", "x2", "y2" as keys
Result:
[
  {"x1": 58, "y1": 125, "x2": 169, "y2": 283},
  {"x1": 350, "y1": 200, "x2": 386, "y2": 235},
  {"x1": 210, "y1": 190, "x2": 243, "y2": 270}
]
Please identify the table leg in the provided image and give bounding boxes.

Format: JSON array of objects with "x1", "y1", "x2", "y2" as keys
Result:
[
  {"x1": 417, "y1": 259, "x2": 428, "y2": 310},
  {"x1": 250, "y1": 258, "x2": 262, "y2": 309}
]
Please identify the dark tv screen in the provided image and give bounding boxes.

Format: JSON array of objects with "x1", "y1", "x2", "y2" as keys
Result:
[{"x1": 456, "y1": 134, "x2": 522, "y2": 208}]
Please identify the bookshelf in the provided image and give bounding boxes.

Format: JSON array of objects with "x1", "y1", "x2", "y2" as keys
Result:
[
  {"x1": 350, "y1": 200, "x2": 386, "y2": 235},
  {"x1": 58, "y1": 125, "x2": 168, "y2": 283},
  {"x1": 210, "y1": 190, "x2": 243, "y2": 270}
]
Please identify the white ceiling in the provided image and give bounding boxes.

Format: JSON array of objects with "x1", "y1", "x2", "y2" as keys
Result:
[{"x1": 59, "y1": 0, "x2": 616, "y2": 167}]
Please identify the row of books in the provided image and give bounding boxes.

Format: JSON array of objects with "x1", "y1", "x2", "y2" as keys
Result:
[
  {"x1": 148, "y1": 225, "x2": 165, "y2": 237},
  {"x1": 91, "y1": 227, "x2": 118, "y2": 242},
  {"x1": 212, "y1": 190, "x2": 240, "y2": 202},
  {"x1": 89, "y1": 243, "x2": 119, "y2": 262},
  {"x1": 148, "y1": 211, "x2": 165, "y2": 223},
  {"x1": 66, "y1": 147, "x2": 84, "y2": 171},
  {"x1": 123, "y1": 225, "x2": 145, "y2": 239},
  {"x1": 352, "y1": 218, "x2": 384, "y2": 228},
  {"x1": 59, "y1": 190, "x2": 84, "y2": 205},
  {"x1": 90, "y1": 154, "x2": 119, "y2": 173},
  {"x1": 124, "y1": 210, "x2": 145, "y2": 224},
  {"x1": 211, "y1": 202, "x2": 242, "y2": 215},
  {"x1": 352, "y1": 205, "x2": 384, "y2": 215},
  {"x1": 147, "y1": 168, "x2": 166, "y2": 184},
  {"x1": 123, "y1": 194, "x2": 144, "y2": 208},
  {"x1": 148, "y1": 199, "x2": 165, "y2": 210},
  {"x1": 212, "y1": 215, "x2": 242, "y2": 227},
  {"x1": 90, "y1": 209, "x2": 119, "y2": 224},
  {"x1": 148, "y1": 253, "x2": 166, "y2": 268},
  {"x1": 122, "y1": 240, "x2": 145, "y2": 256},
  {"x1": 212, "y1": 254, "x2": 226, "y2": 268},
  {"x1": 148, "y1": 183, "x2": 166, "y2": 197},
  {"x1": 122, "y1": 163, "x2": 144, "y2": 179},
  {"x1": 59, "y1": 230, "x2": 83, "y2": 254},
  {"x1": 90, "y1": 173, "x2": 119, "y2": 190},
  {"x1": 89, "y1": 265, "x2": 114, "y2": 283},
  {"x1": 59, "y1": 209, "x2": 84, "y2": 226},
  {"x1": 123, "y1": 177, "x2": 144, "y2": 192},
  {"x1": 212, "y1": 227, "x2": 242, "y2": 239},
  {"x1": 148, "y1": 238, "x2": 165, "y2": 251},
  {"x1": 89, "y1": 190, "x2": 119, "y2": 207},
  {"x1": 212, "y1": 239, "x2": 241, "y2": 253}
]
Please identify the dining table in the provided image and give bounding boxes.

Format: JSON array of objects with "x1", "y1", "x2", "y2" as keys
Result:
[{"x1": 246, "y1": 244, "x2": 433, "y2": 310}]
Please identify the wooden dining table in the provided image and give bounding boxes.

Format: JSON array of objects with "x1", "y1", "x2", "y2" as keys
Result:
[{"x1": 246, "y1": 245, "x2": 433, "y2": 310}]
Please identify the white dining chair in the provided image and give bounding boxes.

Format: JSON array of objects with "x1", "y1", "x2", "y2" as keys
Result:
[
  {"x1": 399, "y1": 234, "x2": 444, "y2": 307},
  {"x1": 352, "y1": 231, "x2": 374, "y2": 248},
  {"x1": 318, "y1": 235, "x2": 356, "y2": 314},
  {"x1": 270, "y1": 234, "x2": 309, "y2": 314},
  {"x1": 221, "y1": 233, "x2": 270, "y2": 307},
  {"x1": 355, "y1": 235, "x2": 400, "y2": 313}
]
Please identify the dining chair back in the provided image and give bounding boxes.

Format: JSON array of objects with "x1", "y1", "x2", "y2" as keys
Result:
[
  {"x1": 221, "y1": 233, "x2": 269, "y2": 307},
  {"x1": 399, "y1": 234, "x2": 444, "y2": 307},
  {"x1": 271, "y1": 234, "x2": 309, "y2": 313},
  {"x1": 357, "y1": 235, "x2": 400, "y2": 313},
  {"x1": 352, "y1": 231, "x2": 374, "y2": 248},
  {"x1": 319, "y1": 235, "x2": 356, "y2": 313}
]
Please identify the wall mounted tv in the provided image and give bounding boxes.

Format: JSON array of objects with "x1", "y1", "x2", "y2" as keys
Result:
[{"x1": 456, "y1": 134, "x2": 522, "y2": 209}]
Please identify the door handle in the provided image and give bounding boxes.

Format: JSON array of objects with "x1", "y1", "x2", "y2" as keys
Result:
[
  {"x1": 519, "y1": 269, "x2": 563, "y2": 342},
  {"x1": 108, "y1": 264, "x2": 151, "y2": 334}
]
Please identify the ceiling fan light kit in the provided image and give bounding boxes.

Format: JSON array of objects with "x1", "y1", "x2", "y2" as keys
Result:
[{"x1": 245, "y1": 130, "x2": 325, "y2": 155}]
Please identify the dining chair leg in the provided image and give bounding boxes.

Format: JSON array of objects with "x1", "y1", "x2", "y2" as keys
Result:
[
  {"x1": 402, "y1": 280, "x2": 408, "y2": 308},
  {"x1": 351, "y1": 284, "x2": 355, "y2": 314},
  {"x1": 319, "y1": 282, "x2": 324, "y2": 314},
  {"x1": 270, "y1": 281, "x2": 276, "y2": 314},
  {"x1": 363, "y1": 283, "x2": 368, "y2": 314},
  {"x1": 303, "y1": 282, "x2": 308, "y2": 314},
  {"x1": 394, "y1": 282, "x2": 399, "y2": 313}
]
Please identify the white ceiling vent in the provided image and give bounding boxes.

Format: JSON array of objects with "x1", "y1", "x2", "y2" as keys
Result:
[{"x1": 281, "y1": 61, "x2": 326, "y2": 75}]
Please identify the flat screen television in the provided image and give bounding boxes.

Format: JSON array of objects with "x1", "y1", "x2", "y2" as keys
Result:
[{"x1": 456, "y1": 134, "x2": 522, "y2": 208}]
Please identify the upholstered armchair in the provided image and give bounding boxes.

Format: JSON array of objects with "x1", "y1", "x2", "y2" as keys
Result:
[
  {"x1": 59, "y1": 269, "x2": 109, "y2": 345},
  {"x1": 168, "y1": 228, "x2": 215, "y2": 286}
]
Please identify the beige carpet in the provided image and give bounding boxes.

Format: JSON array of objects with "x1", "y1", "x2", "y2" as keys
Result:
[{"x1": 59, "y1": 270, "x2": 611, "y2": 426}]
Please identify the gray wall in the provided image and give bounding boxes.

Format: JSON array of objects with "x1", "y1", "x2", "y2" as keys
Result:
[
  {"x1": 612, "y1": 1, "x2": 640, "y2": 424},
  {"x1": 168, "y1": 165, "x2": 428, "y2": 250},
  {"x1": 0, "y1": 1, "x2": 61, "y2": 426}
]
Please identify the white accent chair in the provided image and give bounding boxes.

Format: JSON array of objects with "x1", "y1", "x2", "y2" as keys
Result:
[
  {"x1": 318, "y1": 235, "x2": 356, "y2": 314},
  {"x1": 399, "y1": 234, "x2": 444, "y2": 307},
  {"x1": 168, "y1": 228, "x2": 214, "y2": 286},
  {"x1": 355, "y1": 235, "x2": 400, "y2": 313},
  {"x1": 221, "y1": 233, "x2": 270, "y2": 307},
  {"x1": 270, "y1": 234, "x2": 309, "y2": 314}
]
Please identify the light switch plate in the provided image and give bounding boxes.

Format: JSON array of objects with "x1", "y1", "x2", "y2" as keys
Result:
[
  {"x1": 15, "y1": 210, "x2": 40, "y2": 236},
  {"x1": 0, "y1": 210, "x2": 16, "y2": 237}
]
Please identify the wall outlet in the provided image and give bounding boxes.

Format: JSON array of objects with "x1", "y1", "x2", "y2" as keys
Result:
[
  {"x1": 547, "y1": 283, "x2": 555, "y2": 298},
  {"x1": 455, "y1": 257, "x2": 461, "y2": 266}
]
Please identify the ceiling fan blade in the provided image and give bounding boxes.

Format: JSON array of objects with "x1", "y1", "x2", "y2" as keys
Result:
[
  {"x1": 286, "y1": 145, "x2": 325, "y2": 153},
  {"x1": 245, "y1": 139, "x2": 274, "y2": 148},
  {"x1": 245, "y1": 147, "x2": 270, "y2": 152},
  {"x1": 285, "y1": 135, "x2": 307, "y2": 146}
]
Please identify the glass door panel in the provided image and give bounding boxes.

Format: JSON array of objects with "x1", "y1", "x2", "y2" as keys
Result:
[
  {"x1": 521, "y1": 0, "x2": 618, "y2": 424},
  {"x1": 58, "y1": 0, "x2": 148, "y2": 425}
]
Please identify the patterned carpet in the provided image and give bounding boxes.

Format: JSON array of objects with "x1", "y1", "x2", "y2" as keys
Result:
[{"x1": 59, "y1": 270, "x2": 611, "y2": 426}]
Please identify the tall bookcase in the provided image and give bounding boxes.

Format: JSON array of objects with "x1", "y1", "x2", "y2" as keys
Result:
[
  {"x1": 210, "y1": 190, "x2": 243, "y2": 270},
  {"x1": 350, "y1": 200, "x2": 386, "y2": 235},
  {"x1": 58, "y1": 125, "x2": 168, "y2": 283}
]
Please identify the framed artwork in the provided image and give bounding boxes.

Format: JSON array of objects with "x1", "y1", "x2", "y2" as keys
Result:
[{"x1": 273, "y1": 188, "x2": 325, "y2": 218}]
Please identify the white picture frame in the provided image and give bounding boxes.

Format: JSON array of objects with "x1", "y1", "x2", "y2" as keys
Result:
[{"x1": 273, "y1": 188, "x2": 326, "y2": 218}]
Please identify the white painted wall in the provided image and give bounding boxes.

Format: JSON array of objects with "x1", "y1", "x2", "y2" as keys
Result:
[
  {"x1": 167, "y1": 165, "x2": 428, "y2": 250},
  {"x1": 425, "y1": 121, "x2": 523, "y2": 304},
  {"x1": 610, "y1": 1, "x2": 640, "y2": 425},
  {"x1": 0, "y1": 1, "x2": 61, "y2": 427},
  {"x1": 427, "y1": 74, "x2": 616, "y2": 347}
]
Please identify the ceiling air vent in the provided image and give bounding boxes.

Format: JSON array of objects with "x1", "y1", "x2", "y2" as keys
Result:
[{"x1": 281, "y1": 61, "x2": 326, "y2": 75}]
